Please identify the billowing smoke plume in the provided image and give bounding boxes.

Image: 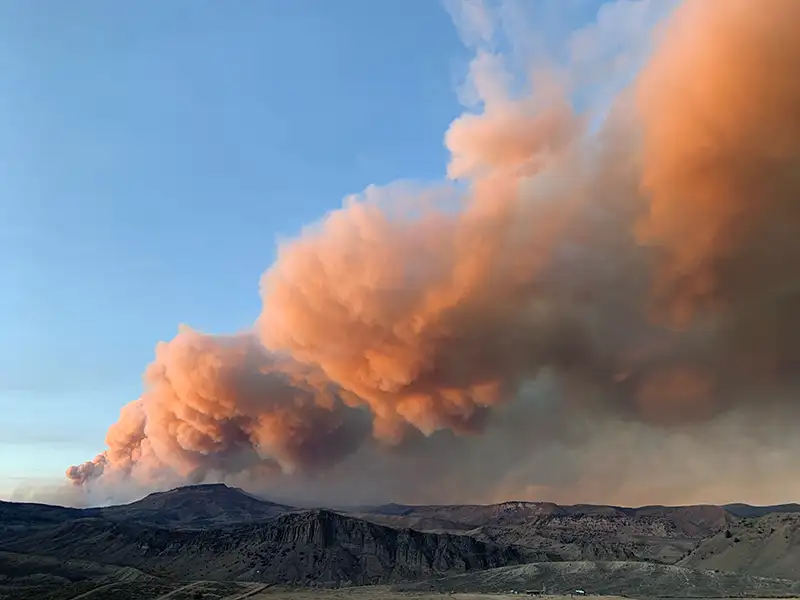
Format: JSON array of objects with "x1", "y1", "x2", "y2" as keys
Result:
[
  {"x1": 65, "y1": 454, "x2": 107, "y2": 485},
  {"x1": 63, "y1": 0, "x2": 800, "y2": 506},
  {"x1": 636, "y1": 0, "x2": 800, "y2": 383},
  {"x1": 66, "y1": 327, "x2": 369, "y2": 487}
]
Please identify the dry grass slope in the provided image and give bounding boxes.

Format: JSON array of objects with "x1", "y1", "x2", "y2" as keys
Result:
[
  {"x1": 397, "y1": 561, "x2": 800, "y2": 597},
  {"x1": 680, "y1": 513, "x2": 800, "y2": 580}
]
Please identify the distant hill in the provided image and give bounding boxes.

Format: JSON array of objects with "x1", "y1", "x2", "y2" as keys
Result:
[
  {"x1": 350, "y1": 501, "x2": 735, "y2": 564},
  {"x1": 0, "y1": 483, "x2": 294, "y2": 531},
  {"x1": 724, "y1": 502, "x2": 800, "y2": 517},
  {"x1": 95, "y1": 483, "x2": 295, "y2": 528},
  {"x1": 355, "y1": 500, "x2": 734, "y2": 534},
  {"x1": 0, "y1": 501, "x2": 87, "y2": 531}
]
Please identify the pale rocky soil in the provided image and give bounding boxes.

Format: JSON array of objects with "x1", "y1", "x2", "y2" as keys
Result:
[
  {"x1": 247, "y1": 591, "x2": 798, "y2": 600},
  {"x1": 250, "y1": 592, "x2": 623, "y2": 600}
]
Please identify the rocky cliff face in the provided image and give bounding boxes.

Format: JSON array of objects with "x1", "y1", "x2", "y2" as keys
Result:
[{"x1": 354, "y1": 502, "x2": 735, "y2": 565}]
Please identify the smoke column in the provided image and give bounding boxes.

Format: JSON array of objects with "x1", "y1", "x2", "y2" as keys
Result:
[{"x1": 62, "y1": 0, "x2": 800, "y2": 506}]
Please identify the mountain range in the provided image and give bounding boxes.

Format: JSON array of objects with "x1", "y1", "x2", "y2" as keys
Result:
[{"x1": 2, "y1": 483, "x2": 800, "y2": 598}]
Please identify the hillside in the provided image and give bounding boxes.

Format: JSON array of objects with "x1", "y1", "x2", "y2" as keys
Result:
[
  {"x1": 679, "y1": 512, "x2": 800, "y2": 580},
  {"x1": 0, "y1": 550, "x2": 158, "y2": 600},
  {"x1": 0, "y1": 550, "x2": 153, "y2": 586}
]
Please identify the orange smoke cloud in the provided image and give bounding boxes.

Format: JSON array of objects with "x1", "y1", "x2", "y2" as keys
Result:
[
  {"x1": 65, "y1": 0, "x2": 800, "y2": 504},
  {"x1": 66, "y1": 327, "x2": 368, "y2": 486},
  {"x1": 65, "y1": 455, "x2": 107, "y2": 486},
  {"x1": 635, "y1": 0, "x2": 800, "y2": 394},
  {"x1": 637, "y1": 0, "x2": 800, "y2": 324}
]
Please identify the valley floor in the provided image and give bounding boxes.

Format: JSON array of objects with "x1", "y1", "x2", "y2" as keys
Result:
[{"x1": 5, "y1": 581, "x2": 800, "y2": 600}]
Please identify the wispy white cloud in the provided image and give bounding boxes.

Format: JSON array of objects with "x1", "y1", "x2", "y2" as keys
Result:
[
  {"x1": 444, "y1": 0, "x2": 679, "y2": 127},
  {"x1": 567, "y1": 0, "x2": 680, "y2": 126},
  {"x1": 442, "y1": 0, "x2": 497, "y2": 48}
]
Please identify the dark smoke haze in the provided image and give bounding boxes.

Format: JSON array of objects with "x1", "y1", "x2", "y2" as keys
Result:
[{"x1": 49, "y1": 0, "x2": 800, "y2": 508}]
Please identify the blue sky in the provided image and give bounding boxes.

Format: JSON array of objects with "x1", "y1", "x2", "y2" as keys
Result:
[{"x1": 0, "y1": 0, "x2": 657, "y2": 498}]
